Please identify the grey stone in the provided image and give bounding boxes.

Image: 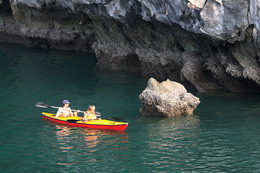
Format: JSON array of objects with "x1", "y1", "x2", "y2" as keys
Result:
[{"x1": 139, "y1": 78, "x2": 200, "y2": 117}]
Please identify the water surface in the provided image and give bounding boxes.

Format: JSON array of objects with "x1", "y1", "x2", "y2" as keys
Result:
[{"x1": 0, "y1": 43, "x2": 260, "y2": 172}]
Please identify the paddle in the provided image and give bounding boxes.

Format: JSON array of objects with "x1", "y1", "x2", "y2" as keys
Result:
[
  {"x1": 105, "y1": 117, "x2": 123, "y2": 121},
  {"x1": 67, "y1": 118, "x2": 123, "y2": 123},
  {"x1": 35, "y1": 102, "x2": 123, "y2": 121},
  {"x1": 35, "y1": 102, "x2": 101, "y2": 116},
  {"x1": 68, "y1": 117, "x2": 124, "y2": 122}
]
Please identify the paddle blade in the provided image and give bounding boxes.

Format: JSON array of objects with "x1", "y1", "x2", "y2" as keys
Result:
[
  {"x1": 35, "y1": 102, "x2": 51, "y2": 108},
  {"x1": 103, "y1": 117, "x2": 123, "y2": 121},
  {"x1": 111, "y1": 117, "x2": 123, "y2": 121}
]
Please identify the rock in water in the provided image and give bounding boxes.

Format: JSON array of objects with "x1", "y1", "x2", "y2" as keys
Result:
[{"x1": 139, "y1": 78, "x2": 200, "y2": 117}]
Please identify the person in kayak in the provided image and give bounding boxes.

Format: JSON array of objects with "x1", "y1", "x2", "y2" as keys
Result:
[
  {"x1": 56, "y1": 100, "x2": 78, "y2": 118},
  {"x1": 82, "y1": 105, "x2": 100, "y2": 121}
]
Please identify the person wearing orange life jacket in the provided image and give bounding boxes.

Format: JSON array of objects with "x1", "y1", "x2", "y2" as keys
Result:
[
  {"x1": 56, "y1": 100, "x2": 79, "y2": 118},
  {"x1": 82, "y1": 105, "x2": 101, "y2": 121}
]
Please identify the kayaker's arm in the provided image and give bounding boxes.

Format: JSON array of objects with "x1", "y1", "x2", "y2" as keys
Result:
[
  {"x1": 83, "y1": 112, "x2": 87, "y2": 120},
  {"x1": 73, "y1": 110, "x2": 80, "y2": 116},
  {"x1": 82, "y1": 112, "x2": 101, "y2": 121},
  {"x1": 68, "y1": 107, "x2": 74, "y2": 116},
  {"x1": 55, "y1": 108, "x2": 62, "y2": 117},
  {"x1": 83, "y1": 112, "x2": 92, "y2": 121}
]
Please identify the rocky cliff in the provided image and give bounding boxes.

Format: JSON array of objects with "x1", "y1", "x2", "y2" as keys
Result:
[{"x1": 0, "y1": 0, "x2": 260, "y2": 92}]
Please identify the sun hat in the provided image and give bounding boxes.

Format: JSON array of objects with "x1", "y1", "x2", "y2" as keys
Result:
[{"x1": 62, "y1": 100, "x2": 70, "y2": 104}]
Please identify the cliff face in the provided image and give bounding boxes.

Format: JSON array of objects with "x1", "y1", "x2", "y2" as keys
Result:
[{"x1": 0, "y1": 0, "x2": 260, "y2": 92}]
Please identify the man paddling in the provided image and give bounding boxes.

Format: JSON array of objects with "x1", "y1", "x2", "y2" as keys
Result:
[{"x1": 55, "y1": 100, "x2": 79, "y2": 117}]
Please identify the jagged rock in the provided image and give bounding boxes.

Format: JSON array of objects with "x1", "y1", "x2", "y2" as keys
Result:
[
  {"x1": 139, "y1": 78, "x2": 200, "y2": 117},
  {"x1": 0, "y1": 0, "x2": 260, "y2": 92},
  {"x1": 188, "y1": 0, "x2": 207, "y2": 9}
]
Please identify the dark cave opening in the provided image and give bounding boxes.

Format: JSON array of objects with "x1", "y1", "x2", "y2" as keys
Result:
[
  {"x1": 176, "y1": 43, "x2": 185, "y2": 53},
  {"x1": 125, "y1": 53, "x2": 141, "y2": 72},
  {"x1": 256, "y1": 55, "x2": 260, "y2": 67},
  {"x1": 0, "y1": 0, "x2": 12, "y2": 16}
]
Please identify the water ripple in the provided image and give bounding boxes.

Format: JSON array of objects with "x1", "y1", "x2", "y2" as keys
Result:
[{"x1": 1, "y1": 44, "x2": 260, "y2": 172}]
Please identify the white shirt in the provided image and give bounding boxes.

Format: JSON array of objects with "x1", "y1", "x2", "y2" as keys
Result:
[{"x1": 56, "y1": 107, "x2": 72, "y2": 117}]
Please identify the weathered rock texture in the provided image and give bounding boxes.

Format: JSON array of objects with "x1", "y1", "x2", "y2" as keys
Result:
[
  {"x1": 0, "y1": 0, "x2": 260, "y2": 92},
  {"x1": 139, "y1": 78, "x2": 200, "y2": 117}
]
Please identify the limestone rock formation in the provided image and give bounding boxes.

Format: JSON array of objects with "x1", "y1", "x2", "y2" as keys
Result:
[
  {"x1": 139, "y1": 78, "x2": 200, "y2": 117},
  {"x1": 0, "y1": 0, "x2": 260, "y2": 92}
]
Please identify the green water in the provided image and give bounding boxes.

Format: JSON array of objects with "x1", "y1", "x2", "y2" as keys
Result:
[{"x1": 0, "y1": 43, "x2": 260, "y2": 172}]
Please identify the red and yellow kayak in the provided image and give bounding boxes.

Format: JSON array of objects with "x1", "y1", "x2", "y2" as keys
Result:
[{"x1": 42, "y1": 112, "x2": 128, "y2": 131}]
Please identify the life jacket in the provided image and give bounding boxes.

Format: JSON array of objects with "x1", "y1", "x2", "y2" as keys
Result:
[{"x1": 85, "y1": 111, "x2": 97, "y2": 120}]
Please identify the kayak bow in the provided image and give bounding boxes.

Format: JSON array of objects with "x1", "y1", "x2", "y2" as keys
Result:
[{"x1": 41, "y1": 112, "x2": 128, "y2": 131}]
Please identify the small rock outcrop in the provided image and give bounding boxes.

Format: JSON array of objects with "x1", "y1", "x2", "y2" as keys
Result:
[{"x1": 139, "y1": 78, "x2": 200, "y2": 117}]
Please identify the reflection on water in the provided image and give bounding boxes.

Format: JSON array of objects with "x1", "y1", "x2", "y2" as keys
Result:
[
  {"x1": 136, "y1": 113, "x2": 260, "y2": 172},
  {"x1": 50, "y1": 125, "x2": 130, "y2": 167},
  {"x1": 54, "y1": 124, "x2": 128, "y2": 152},
  {"x1": 147, "y1": 115, "x2": 201, "y2": 151},
  {"x1": 55, "y1": 125, "x2": 72, "y2": 139},
  {"x1": 142, "y1": 116, "x2": 201, "y2": 169},
  {"x1": 83, "y1": 130, "x2": 99, "y2": 149}
]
